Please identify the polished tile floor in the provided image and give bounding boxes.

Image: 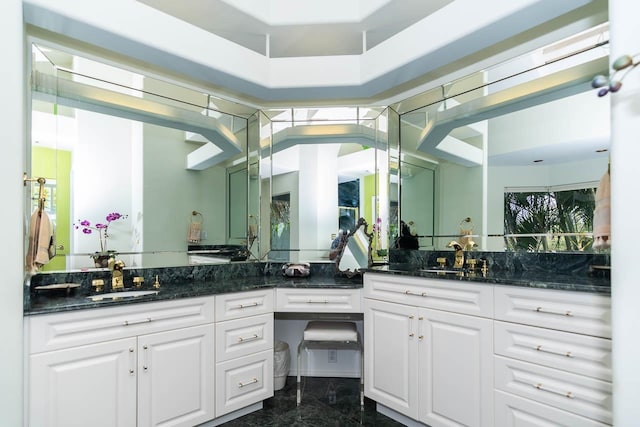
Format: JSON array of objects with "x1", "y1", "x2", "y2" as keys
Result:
[{"x1": 218, "y1": 376, "x2": 405, "y2": 426}]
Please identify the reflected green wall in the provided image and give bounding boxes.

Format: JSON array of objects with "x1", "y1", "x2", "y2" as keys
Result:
[{"x1": 32, "y1": 146, "x2": 71, "y2": 271}]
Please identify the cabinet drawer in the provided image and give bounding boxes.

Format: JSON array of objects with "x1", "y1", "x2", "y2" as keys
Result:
[
  {"x1": 495, "y1": 321, "x2": 611, "y2": 381},
  {"x1": 215, "y1": 349, "x2": 274, "y2": 417},
  {"x1": 494, "y1": 355, "x2": 612, "y2": 424},
  {"x1": 27, "y1": 296, "x2": 216, "y2": 354},
  {"x1": 495, "y1": 390, "x2": 609, "y2": 427},
  {"x1": 494, "y1": 286, "x2": 611, "y2": 338},
  {"x1": 276, "y1": 288, "x2": 362, "y2": 312},
  {"x1": 216, "y1": 313, "x2": 274, "y2": 362},
  {"x1": 215, "y1": 289, "x2": 274, "y2": 322},
  {"x1": 364, "y1": 273, "x2": 493, "y2": 317}
]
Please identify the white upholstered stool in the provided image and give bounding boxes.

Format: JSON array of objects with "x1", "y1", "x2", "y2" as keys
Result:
[{"x1": 296, "y1": 321, "x2": 363, "y2": 409}]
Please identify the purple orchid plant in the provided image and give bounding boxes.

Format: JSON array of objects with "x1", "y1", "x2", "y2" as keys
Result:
[{"x1": 75, "y1": 212, "x2": 128, "y2": 252}]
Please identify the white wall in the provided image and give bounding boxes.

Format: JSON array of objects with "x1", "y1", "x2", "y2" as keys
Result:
[
  {"x1": 437, "y1": 163, "x2": 483, "y2": 248},
  {"x1": 1, "y1": 0, "x2": 24, "y2": 424},
  {"x1": 610, "y1": 1, "x2": 640, "y2": 424},
  {"x1": 142, "y1": 123, "x2": 226, "y2": 267},
  {"x1": 71, "y1": 110, "x2": 135, "y2": 262}
]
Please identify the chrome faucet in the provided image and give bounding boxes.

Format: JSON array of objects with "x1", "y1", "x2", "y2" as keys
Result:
[
  {"x1": 447, "y1": 240, "x2": 465, "y2": 269},
  {"x1": 108, "y1": 256, "x2": 126, "y2": 291}
]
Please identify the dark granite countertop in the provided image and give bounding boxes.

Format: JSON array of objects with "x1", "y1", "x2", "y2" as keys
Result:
[
  {"x1": 368, "y1": 263, "x2": 611, "y2": 295},
  {"x1": 25, "y1": 255, "x2": 611, "y2": 316},
  {"x1": 25, "y1": 272, "x2": 363, "y2": 316}
]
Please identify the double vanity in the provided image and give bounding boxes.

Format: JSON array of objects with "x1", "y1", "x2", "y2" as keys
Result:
[{"x1": 23, "y1": 256, "x2": 611, "y2": 427}]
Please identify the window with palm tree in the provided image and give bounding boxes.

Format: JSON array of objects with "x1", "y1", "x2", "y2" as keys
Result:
[{"x1": 504, "y1": 187, "x2": 595, "y2": 252}]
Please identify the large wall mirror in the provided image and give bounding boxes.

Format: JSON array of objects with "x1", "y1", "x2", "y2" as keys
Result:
[
  {"x1": 27, "y1": 42, "x2": 256, "y2": 271},
  {"x1": 396, "y1": 22, "x2": 610, "y2": 253},
  {"x1": 260, "y1": 107, "x2": 397, "y2": 262}
]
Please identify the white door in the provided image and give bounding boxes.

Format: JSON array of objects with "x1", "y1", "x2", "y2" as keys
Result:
[
  {"x1": 29, "y1": 337, "x2": 137, "y2": 427},
  {"x1": 364, "y1": 298, "x2": 418, "y2": 419},
  {"x1": 137, "y1": 324, "x2": 215, "y2": 427},
  {"x1": 418, "y1": 309, "x2": 494, "y2": 427}
]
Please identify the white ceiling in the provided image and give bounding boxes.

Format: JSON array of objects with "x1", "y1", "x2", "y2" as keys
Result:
[
  {"x1": 136, "y1": 0, "x2": 454, "y2": 58},
  {"x1": 23, "y1": 0, "x2": 604, "y2": 106}
]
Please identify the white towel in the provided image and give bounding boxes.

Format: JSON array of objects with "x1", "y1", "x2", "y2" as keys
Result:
[
  {"x1": 26, "y1": 209, "x2": 53, "y2": 272},
  {"x1": 188, "y1": 221, "x2": 202, "y2": 243},
  {"x1": 593, "y1": 169, "x2": 610, "y2": 250}
]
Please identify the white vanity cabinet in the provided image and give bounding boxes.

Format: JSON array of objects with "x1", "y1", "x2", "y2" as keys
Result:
[
  {"x1": 493, "y1": 285, "x2": 612, "y2": 426},
  {"x1": 275, "y1": 287, "x2": 362, "y2": 312},
  {"x1": 26, "y1": 296, "x2": 216, "y2": 427},
  {"x1": 214, "y1": 289, "x2": 274, "y2": 417},
  {"x1": 364, "y1": 273, "x2": 494, "y2": 427}
]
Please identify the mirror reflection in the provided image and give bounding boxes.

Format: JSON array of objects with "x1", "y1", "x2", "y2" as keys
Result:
[
  {"x1": 335, "y1": 218, "x2": 373, "y2": 277},
  {"x1": 397, "y1": 23, "x2": 610, "y2": 252},
  {"x1": 263, "y1": 107, "x2": 393, "y2": 262},
  {"x1": 29, "y1": 43, "x2": 253, "y2": 271}
]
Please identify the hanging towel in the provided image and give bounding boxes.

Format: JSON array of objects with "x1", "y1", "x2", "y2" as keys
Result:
[
  {"x1": 188, "y1": 221, "x2": 202, "y2": 243},
  {"x1": 593, "y1": 169, "x2": 611, "y2": 250},
  {"x1": 26, "y1": 209, "x2": 54, "y2": 272}
]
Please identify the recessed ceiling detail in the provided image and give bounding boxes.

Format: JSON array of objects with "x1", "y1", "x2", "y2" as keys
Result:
[
  {"x1": 136, "y1": 0, "x2": 454, "y2": 58},
  {"x1": 23, "y1": 0, "x2": 601, "y2": 104}
]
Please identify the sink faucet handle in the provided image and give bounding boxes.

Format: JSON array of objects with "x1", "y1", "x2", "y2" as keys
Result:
[
  {"x1": 133, "y1": 276, "x2": 145, "y2": 288},
  {"x1": 92, "y1": 279, "x2": 105, "y2": 293},
  {"x1": 466, "y1": 258, "x2": 478, "y2": 271}
]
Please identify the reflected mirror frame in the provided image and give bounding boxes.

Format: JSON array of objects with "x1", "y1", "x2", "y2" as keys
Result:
[{"x1": 334, "y1": 217, "x2": 373, "y2": 277}]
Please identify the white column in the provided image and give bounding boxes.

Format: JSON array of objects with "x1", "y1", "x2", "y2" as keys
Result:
[
  {"x1": 610, "y1": 0, "x2": 640, "y2": 424},
  {"x1": 0, "y1": 0, "x2": 25, "y2": 425}
]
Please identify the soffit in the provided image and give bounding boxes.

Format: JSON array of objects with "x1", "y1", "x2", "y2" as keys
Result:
[{"x1": 23, "y1": 0, "x2": 603, "y2": 107}]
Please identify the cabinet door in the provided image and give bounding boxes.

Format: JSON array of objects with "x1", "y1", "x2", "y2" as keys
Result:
[
  {"x1": 419, "y1": 309, "x2": 494, "y2": 427},
  {"x1": 29, "y1": 337, "x2": 137, "y2": 427},
  {"x1": 364, "y1": 299, "x2": 418, "y2": 419},
  {"x1": 137, "y1": 324, "x2": 215, "y2": 427}
]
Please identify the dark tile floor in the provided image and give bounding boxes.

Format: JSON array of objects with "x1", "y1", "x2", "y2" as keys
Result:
[{"x1": 218, "y1": 376, "x2": 405, "y2": 426}]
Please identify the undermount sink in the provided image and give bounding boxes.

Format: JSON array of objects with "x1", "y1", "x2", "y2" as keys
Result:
[
  {"x1": 420, "y1": 269, "x2": 463, "y2": 274},
  {"x1": 87, "y1": 290, "x2": 159, "y2": 301}
]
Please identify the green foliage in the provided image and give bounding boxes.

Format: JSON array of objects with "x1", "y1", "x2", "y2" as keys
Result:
[{"x1": 504, "y1": 188, "x2": 595, "y2": 252}]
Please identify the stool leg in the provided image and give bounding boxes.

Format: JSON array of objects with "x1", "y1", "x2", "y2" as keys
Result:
[
  {"x1": 359, "y1": 339, "x2": 364, "y2": 410},
  {"x1": 297, "y1": 341, "x2": 303, "y2": 406}
]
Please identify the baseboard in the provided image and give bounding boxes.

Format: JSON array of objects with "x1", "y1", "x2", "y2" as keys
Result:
[
  {"x1": 198, "y1": 402, "x2": 262, "y2": 426},
  {"x1": 377, "y1": 403, "x2": 426, "y2": 427}
]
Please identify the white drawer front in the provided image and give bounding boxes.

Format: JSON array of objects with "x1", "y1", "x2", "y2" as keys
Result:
[
  {"x1": 364, "y1": 273, "x2": 493, "y2": 317},
  {"x1": 494, "y1": 355, "x2": 612, "y2": 424},
  {"x1": 495, "y1": 390, "x2": 610, "y2": 427},
  {"x1": 215, "y1": 289, "x2": 274, "y2": 322},
  {"x1": 215, "y1": 349, "x2": 274, "y2": 417},
  {"x1": 27, "y1": 296, "x2": 216, "y2": 354},
  {"x1": 494, "y1": 286, "x2": 611, "y2": 338},
  {"x1": 276, "y1": 288, "x2": 362, "y2": 312},
  {"x1": 216, "y1": 313, "x2": 274, "y2": 362},
  {"x1": 495, "y1": 321, "x2": 611, "y2": 381}
]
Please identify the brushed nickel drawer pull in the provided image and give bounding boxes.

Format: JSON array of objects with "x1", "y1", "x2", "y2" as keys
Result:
[
  {"x1": 123, "y1": 317, "x2": 152, "y2": 326},
  {"x1": 238, "y1": 334, "x2": 260, "y2": 342},
  {"x1": 534, "y1": 383, "x2": 575, "y2": 399},
  {"x1": 535, "y1": 345, "x2": 573, "y2": 358},
  {"x1": 307, "y1": 299, "x2": 329, "y2": 304},
  {"x1": 405, "y1": 290, "x2": 426, "y2": 296},
  {"x1": 237, "y1": 302, "x2": 260, "y2": 309},
  {"x1": 238, "y1": 377, "x2": 259, "y2": 388},
  {"x1": 535, "y1": 307, "x2": 573, "y2": 317}
]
